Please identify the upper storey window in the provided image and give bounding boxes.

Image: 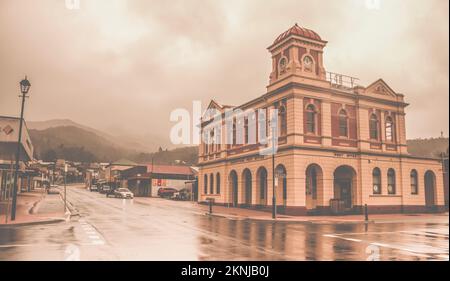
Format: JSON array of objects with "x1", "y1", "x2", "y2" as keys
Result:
[
  {"x1": 369, "y1": 114, "x2": 379, "y2": 140},
  {"x1": 385, "y1": 116, "x2": 395, "y2": 142},
  {"x1": 306, "y1": 104, "x2": 317, "y2": 134},
  {"x1": 338, "y1": 109, "x2": 348, "y2": 137},
  {"x1": 278, "y1": 106, "x2": 287, "y2": 136}
]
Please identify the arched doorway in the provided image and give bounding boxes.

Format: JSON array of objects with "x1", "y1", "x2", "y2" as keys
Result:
[
  {"x1": 275, "y1": 164, "x2": 287, "y2": 210},
  {"x1": 256, "y1": 167, "x2": 268, "y2": 207},
  {"x1": 305, "y1": 164, "x2": 323, "y2": 211},
  {"x1": 425, "y1": 170, "x2": 436, "y2": 209},
  {"x1": 242, "y1": 169, "x2": 252, "y2": 206},
  {"x1": 229, "y1": 170, "x2": 238, "y2": 207},
  {"x1": 333, "y1": 165, "x2": 357, "y2": 210}
]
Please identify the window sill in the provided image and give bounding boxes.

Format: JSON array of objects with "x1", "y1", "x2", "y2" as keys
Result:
[{"x1": 369, "y1": 194, "x2": 401, "y2": 198}]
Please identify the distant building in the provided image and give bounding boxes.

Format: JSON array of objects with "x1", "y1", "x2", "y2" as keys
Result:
[
  {"x1": 198, "y1": 24, "x2": 445, "y2": 215},
  {"x1": 121, "y1": 164, "x2": 197, "y2": 197},
  {"x1": 103, "y1": 159, "x2": 138, "y2": 186},
  {"x1": 0, "y1": 116, "x2": 35, "y2": 213}
]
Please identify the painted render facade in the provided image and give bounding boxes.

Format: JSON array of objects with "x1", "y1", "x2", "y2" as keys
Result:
[{"x1": 197, "y1": 24, "x2": 446, "y2": 215}]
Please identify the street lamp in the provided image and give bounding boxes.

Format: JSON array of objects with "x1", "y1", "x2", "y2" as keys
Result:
[{"x1": 11, "y1": 76, "x2": 31, "y2": 221}]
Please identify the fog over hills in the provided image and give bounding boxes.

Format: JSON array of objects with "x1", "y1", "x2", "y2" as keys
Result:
[
  {"x1": 28, "y1": 119, "x2": 165, "y2": 153},
  {"x1": 28, "y1": 119, "x2": 197, "y2": 164}
]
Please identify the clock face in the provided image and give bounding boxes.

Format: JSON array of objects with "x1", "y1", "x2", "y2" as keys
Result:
[{"x1": 304, "y1": 56, "x2": 313, "y2": 66}]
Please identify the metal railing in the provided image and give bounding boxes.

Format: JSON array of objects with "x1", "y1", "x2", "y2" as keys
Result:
[{"x1": 326, "y1": 72, "x2": 359, "y2": 89}]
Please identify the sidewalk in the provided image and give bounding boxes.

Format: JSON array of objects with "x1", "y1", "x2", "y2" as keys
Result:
[
  {"x1": 198, "y1": 204, "x2": 449, "y2": 224},
  {"x1": 0, "y1": 188, "x2": 68, "y2": 226}
]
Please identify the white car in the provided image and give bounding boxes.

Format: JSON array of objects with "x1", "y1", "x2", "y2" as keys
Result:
[
  {"x1": 110, "y1": 188, "x2": 134, "y2": 199},
  {"x1": 47, "y1": 185, "x2": 60, "y2": 195}
]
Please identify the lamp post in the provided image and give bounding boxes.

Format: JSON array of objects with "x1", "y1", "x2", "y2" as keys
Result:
[{"x1": 11, "y1": 76, "x2": 31, "y2": 221}]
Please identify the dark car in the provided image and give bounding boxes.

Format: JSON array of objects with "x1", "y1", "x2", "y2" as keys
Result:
[
  {"x1": 89, "y1": 184, "x2": 99, "y2": 192},
  {"x1": 158, "y1": 187, "x2": 177, "y2": 198},
  {"x1": 99, "y1": 185, "x2": 112, "y2": 194},
  {"x1": 172, "y1": 188, "x2": 190, "y2": 201}
]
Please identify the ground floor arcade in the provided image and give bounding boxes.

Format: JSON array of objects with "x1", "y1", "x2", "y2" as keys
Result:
[{"x1": 198, "y1": 150, "x2": 446, "y2": 215}]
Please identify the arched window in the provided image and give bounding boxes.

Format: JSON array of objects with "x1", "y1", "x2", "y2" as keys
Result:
[
  {"x1": 278, "y1": 106, "x2": 287, "y2": 136},
  {"x1": 410, "y1": 170, "x2": 418, "y2": 195},
  {"x1": 306, "y1": 104, "x2": 317, "y2": 134},
  {"x1": 385, "y1": 116, "x2": 394, "y2": 142},
  {"x1": 209, "y1": 174, "x2": 214, "y2": 194},
  {"x1": 204, "y1": 174, "x2": 208, "y2": 194},
  {"x1": 339, "y1": 109, "x2": 348, "y2": 137},
  {"x1": 216, "y1": 173, "x2": 221, "y2": 194},
  {"x1": 372, "y1": 168, "x2": 382, "y2": 194},
  {"x1": 369, "y1": 114, "x2": 379, "y2": 140},
  {"x1": 279, "y1": 57, "x2": 287, "y2": 74},
  {"x1": 387, "y1": 169, "x2": 396, "y2": 195}
]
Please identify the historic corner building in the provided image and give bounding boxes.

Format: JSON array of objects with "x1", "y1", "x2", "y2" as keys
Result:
[{"x1": 197, "y1": 24, "x2": 446, "y2": 215}]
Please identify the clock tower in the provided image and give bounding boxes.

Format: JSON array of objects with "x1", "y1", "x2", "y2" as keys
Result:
[{"x1": 267, "y1": 23, "x2": 327, "y2": 87}]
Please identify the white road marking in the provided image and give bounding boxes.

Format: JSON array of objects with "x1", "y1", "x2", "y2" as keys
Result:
[
  {"x1": 78, "y1": 219, "x2": 106, "y2": 246},
  {"x1": 324, "y1": 228, "x2": 449, "y2": 261}
]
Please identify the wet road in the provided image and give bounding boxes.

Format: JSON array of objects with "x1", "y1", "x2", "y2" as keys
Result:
[{"x1": 0, "y1": 185, "x2": 448, "y2": 261}]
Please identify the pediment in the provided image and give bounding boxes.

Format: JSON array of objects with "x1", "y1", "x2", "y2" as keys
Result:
[
  {"x1": 202, "y1": 100, "x2": 224, "y2": 121},
  {"x1": 365, "y1": 79, "x2": 398, "y2": 98}
]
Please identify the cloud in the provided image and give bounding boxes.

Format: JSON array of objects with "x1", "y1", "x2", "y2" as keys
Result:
[{"x1": 0, "y1": 0, "x2": 448, "y2": 150}]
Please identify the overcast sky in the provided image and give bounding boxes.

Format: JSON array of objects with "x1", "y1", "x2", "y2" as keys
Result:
[{"x1": 0, "y1": 0, "x2": 448, "y2": 143}]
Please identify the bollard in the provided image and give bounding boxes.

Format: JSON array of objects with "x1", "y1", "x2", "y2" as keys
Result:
[{"x1": 364, "y1": 204, "x2": 369, "y2": 222}]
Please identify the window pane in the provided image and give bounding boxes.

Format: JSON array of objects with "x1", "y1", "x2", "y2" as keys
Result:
[
  {"x1": 386, "y1": 118, "x2": 394, "y2": 141},
  {"x1": 370, "y1": 115, "x2": 378, "y2": 140},
  {"x1": 306, "y1": 111, "x2": 315, "y2": 133},
  {"x1": 339, "y1": 117, "x2": 347, "y2": 136},
  {"x1": 373, "y1": 169, "x2": 381, "y2": 194},
  {"x1": 387, "y1": 170, "x2": 396, "y2": 194}
]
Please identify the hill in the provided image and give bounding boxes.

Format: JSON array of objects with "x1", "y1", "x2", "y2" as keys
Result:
[
  {"x1": 407, "y1": 137, "x2": 449, "y2": 158},
  {"x1": 28, "y1": 124, "x2": 198, "y2": 164},
  {"x1": 28, "y1": 119, "x2": 153, "y2": 153},
  {"x1": 29, "y1": 126, "x2": 130, "y2": 162}
]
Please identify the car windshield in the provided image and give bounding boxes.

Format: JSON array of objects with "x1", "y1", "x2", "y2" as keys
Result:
[{"x1": 118, "y1": 188, "x2": 129, "y2": 192}]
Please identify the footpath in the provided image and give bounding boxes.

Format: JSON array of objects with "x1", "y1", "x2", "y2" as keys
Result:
[{"x1": 0, "y1": 188, "x2": 69, "y2": 227}]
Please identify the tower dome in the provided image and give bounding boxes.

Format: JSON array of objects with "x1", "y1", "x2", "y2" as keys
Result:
[{"x1": 273, "y1": 23, "x2": 324, "y2": 46}]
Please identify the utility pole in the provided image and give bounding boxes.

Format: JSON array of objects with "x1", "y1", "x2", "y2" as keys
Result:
[{"x1": 64, "y1": 163, "x2": 67, "y2": 213}]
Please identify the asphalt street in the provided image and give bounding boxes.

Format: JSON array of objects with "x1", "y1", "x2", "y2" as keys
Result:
[{"x1": 0, "y1": 185, "x2": 448, "y2": 261}]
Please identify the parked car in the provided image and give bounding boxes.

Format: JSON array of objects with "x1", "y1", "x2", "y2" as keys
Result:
[
  {"x1": 171, "y1": 188, "x2": 190, "y2": 201},
  {"x1": 47, "y1": 185, "x2": 60, "y2": 195},
  {"x1": 89, "y1": 184, "x2": 99, "y2": 192},
  {"x1": 107, "y1": 188, "x2": 134, "y2": 199},
  {"x1": 158, "y1": 187, "x2": 178, "y2": 198}
]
